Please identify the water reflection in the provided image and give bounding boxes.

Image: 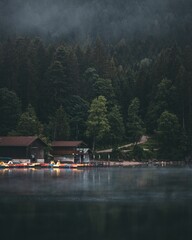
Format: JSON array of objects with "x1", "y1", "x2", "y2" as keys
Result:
[
  {"x1": 0, "y1": 167, "x2": 192, "y2": 240},
  {"x1": 1, "y1": 167, "x2": 192, "y2": 202}
]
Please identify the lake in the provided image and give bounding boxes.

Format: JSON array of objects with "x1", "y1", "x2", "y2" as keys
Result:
[{"x1": 0, "y1": 166, "x2": 192, "y2": 240}]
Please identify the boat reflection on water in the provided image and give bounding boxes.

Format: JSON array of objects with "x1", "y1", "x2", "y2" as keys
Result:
[
  {"x1": 49, "y1": 167, "x2": 82, "y2": 177},
  {"x1": 0, "y1": 167, "x2": 82, "y2": 176},
  {"x1": 0, "y1": 167, "x2": 192, "y2": 240}
]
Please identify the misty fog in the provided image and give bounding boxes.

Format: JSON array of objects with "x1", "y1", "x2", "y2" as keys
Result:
[{"x1": 0, "y1": 0, "x2": 192, "y2": 41}]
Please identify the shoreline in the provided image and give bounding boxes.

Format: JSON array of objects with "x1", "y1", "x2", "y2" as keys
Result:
[{"x1": 97, "y1": 160, "x2": 190, "y2": 167}]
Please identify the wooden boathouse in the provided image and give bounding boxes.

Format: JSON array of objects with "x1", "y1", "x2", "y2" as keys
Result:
[
  {"x1": 51, "y1": 141, "x2": 91, "y2": 163},
  {"x1": 0, "y1": 136, "x2": 47, "y2": 162}
]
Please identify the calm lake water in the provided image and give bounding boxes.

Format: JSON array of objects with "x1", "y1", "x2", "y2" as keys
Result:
[{"x1": 0, "y1": 166, "x2": 192, "y2": 240}]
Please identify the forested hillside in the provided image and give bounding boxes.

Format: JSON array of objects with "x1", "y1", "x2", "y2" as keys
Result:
[{"x1": 0, "y1": 0, "x2": 192, "y2": 160}]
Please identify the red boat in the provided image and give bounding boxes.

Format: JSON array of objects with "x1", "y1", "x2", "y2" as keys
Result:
[
  {"x1": 0, "y1": 161, "x2": 85, "y2": 169},
  {"x1": 52, "y1": 163, "x2": 78, "y2": 168},
  {"x1": 0, "y1": 161, "x2": 29, "y2": 168}
]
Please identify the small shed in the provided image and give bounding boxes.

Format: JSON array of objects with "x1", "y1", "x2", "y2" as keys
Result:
[
  {"x1": 51, "y1": 141, "x2": 91, "y2": 163},
  {"x1": 0, "y1": 136, "x2": 47, "y2": 162}
]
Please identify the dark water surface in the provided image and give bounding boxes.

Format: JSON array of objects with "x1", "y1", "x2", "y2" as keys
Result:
[{"x1": 0, "y1": 166, "x2": 192, "y2": 240}]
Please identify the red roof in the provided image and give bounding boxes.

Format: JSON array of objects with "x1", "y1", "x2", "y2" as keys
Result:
[
  {"x1": 52, "y1": 141, "x2": 86, "y2": 147},
  {"x1": 0, "y1": 136, "x2": 43, "y2": 147}
]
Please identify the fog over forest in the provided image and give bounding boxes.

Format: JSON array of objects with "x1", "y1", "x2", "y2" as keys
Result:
[{"x1": 0, "y1": 0, "x2": 192, "y2": 41}]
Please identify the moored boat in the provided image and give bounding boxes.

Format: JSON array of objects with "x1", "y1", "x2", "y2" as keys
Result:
[
  {"x1": 0, "y1": 161, "x2": 29, "y2": 168},
  {"x1": 28, "y1": 162, "x2": 41, "y2": 168},
  {"x1": 40, "y1": 163, "x2": 52, "y2": 168},
  {"x1": 52, "y1": 163, "x2": 78, "y2": 168},
  {"x1": 0, "y1": 161, "x2": 91, "y2": 169}
]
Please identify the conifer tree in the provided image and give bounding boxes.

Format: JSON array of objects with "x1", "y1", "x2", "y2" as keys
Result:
[
  {"x1": 47, "y1": 106, "x2": 70, "y2": 141},
  {"x1": 126, "y1": 98, "x2": 145, "y2": 143},
  {"x1": 86, "y1": 96, "x2": 110, "y2": 151},
  {"x1": 65, "y1": 95, "x2": 89, "y2": 140},
  {"x1": 146, "y1": 78, "x2": 177, "y2": 133},
  {"x1": 108, "y1": 105, "x2": 125, "y2": 145},
  {"x1": 45, "y1": 60, "x2": 67, "y2": 114},
  {"x1": 15, "y1": 104, "x2": 43, "y2": 136},
  {"x1": 93, "y1": 78, "x2": 116, "y2": 105},
  {"x1": 157, "y1": 111, "x2": 183, "y2": 159},
  {"x1": 0, "y1": 88, "x2": 21, "y2": 135}
]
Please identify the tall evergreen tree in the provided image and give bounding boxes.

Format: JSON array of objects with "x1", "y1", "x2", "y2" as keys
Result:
[
  {"x1": 14, "y1": 38, "x2": 36, "y2": 109},
  {"x1": 65, "y1": 95, "x2": 89, "y2": 140},
  {"x1": 0, "y1": 39, "x2": 17, "y2": 90},
  {"x1": 82, "y1": 67, "x2": 99, "y2": 101},
  {"x1": 14, "y1": 104, "x2": 43, "y2": 136},
  {"x1": 114, "y1": 66, "x2": 136, "y2": 120},
  {"x1": 153, "y1": 45, "x2": 181, "y2": 83},
  {"x1": 47, "y1": 106, "x2": 70, "y2": 141},
  {"x1": 126, "y1": 98, "x2": 145, "y2": 143},
  {"x1": 93, "y1": 38, "x2": 107, "y2": 77},
  {"x1": 108, "y1": 105, "x2": 125, "y2": 145},
  {"x1": 157, "y1": 111, "x2": 183, "y2": 160},
  {"x1": 93, "y1": 78, "x2": 116, "y2": 105},
  {"x1": 86, "y1": 96, "x2": 110, "y2": 151},
  {"x1": 67, "y1": 49, "x2": 80, "y2": 95},
  {"x1": 0, "y1": 88, "x2": 21, "y2": 135},
  {"x1": 44, "y1": 60, "x2": 67, "y2": 116},
  {"x1": 146, "y1": 78, "x2": 177, "y2": 133},
  {"x1": 135, "y1": 58, "x2": 152, "y2": 117}
]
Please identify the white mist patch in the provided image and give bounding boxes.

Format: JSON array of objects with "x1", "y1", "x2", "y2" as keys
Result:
[{"x1": 0, "y1": 0, "x2": 191, "y2": 39}]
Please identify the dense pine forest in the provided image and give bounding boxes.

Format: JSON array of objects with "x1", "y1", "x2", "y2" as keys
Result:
[{"x1": 0, "y1": 0, "x2": 192, "y2": 160}]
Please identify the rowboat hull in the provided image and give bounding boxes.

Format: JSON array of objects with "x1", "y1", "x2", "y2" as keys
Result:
[{"x1": 0, "y1": 162, "x2": 91, "y2": 169}]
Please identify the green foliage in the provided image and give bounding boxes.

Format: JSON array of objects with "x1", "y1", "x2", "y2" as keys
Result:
[
  {"x1": 157, "y1": 111, "x2": 184, "y2": 160},
  {"x1": 45, "y1": 60, "x2": 67, "y2": 110},
  {"x1": 146, "y1": 78, "x2": 177, "y2": 133},
  {"x1": 108, "y1": 105, "x2": 125, "y2": 145},
  {"x1": 93, "y1": 78, "x2": 116, "y2": 104},
  {"x1": 0, "y1": 34, "x2": 192, "y2": 159},
  {"x1": 93, "y1": 38, "x2": 107, "y2": 77},
  {"x1": 153, "y1": 45, "x2": 181, "y2": 82},
  {"x1": 157, "y1": 111, "x2": 180, "y2": 146},
  {"x1": 111, "y1": 146, "x2": 122, "y2": 160},
  {"x1": 132, "y1": 145, "x2": 145, "y2": 161},
  {"x1": 82, "y1": 67, "x2": 99, "y2": 101},
  {"x1": 64, "y1": 96, "x2": 89, "y2": 140},
  {"x1": 0, "y1": 88, "x2": 21, "y2": 135},
  {"x1": 14, "y1": 104, "x2": 43, "y2": 136},
  {"x1": 126, "y1": 144, "x2": 154, "y2": 161},
  {"x1": 86, "y1": 96, "x2": 110, "y2": 151},
  {"x1": 127, "y1": 98, "x2": 145, "y2": 143},
  {"x1": 114, "y1": 66, "x2": 136, "y2": 119},
  {"x1": 46, "y1": 106, "x2": 70, "y2": 141}
]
